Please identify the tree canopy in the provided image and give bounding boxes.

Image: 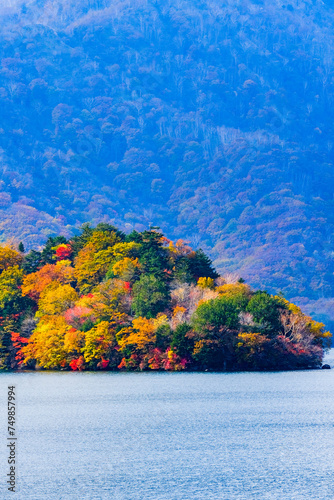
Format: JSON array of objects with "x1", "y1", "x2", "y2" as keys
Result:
[{"x1": 0, "y1": 224, "x2": 330, "y2": 372}]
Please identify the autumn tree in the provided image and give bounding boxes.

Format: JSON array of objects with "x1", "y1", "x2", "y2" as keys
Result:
[
  {"x1": 36, "y1": 283, "x2": 78, "y2": 317},
  {"x1": 87, "y1": 278, "x2": 131, "y2": 320},
  {"x1": 118, "y1": 316, "x2": 156, "y2": 352},
  {"x1": 74, "y1": 230, "x2": 123, "y2": 293},
  {"x1": 83, "y1": 321, "x2": 119, "y2": 369},
  {"x1": 0, "y1": 264, "x2": 31, "y2": 369},
  {"x1": 21, "y1": 316, "x2": 71, "y2": 369},
  {"x1": 197, "y1": 277, "x2": 215, "y2": 290},
  {"x1": 0, "y1": 245, "x2": 23, "y2": 272},
  {"x1": 105, "y1": 241, "x2": 142, "y2": 280},
  {"x1": 64, "y1": 328, "x2": 85, "y2": 361},
  {"x1": 216, "y1": 282, "x2": 252, "y2": 299},
  {"x1": 0, "y1": 265, "x2": 34, "y2": 326},
  {"x1": 22, "y1": 260, "x2": 75, "y2": 300},
  {"x1": 111, "y1": 257, "x2": 141, "y2": 282},
  {"x1": 40, "y1": 236, "x2": 68, "y2": 265},
  {"x1": 55, "y1": 244, "x2": 72, "y2": 261},
  {"x1": 71, "y1": 223, "x2": 125, "y2": 256}
]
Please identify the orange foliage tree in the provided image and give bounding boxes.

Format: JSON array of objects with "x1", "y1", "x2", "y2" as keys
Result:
[{"x1": 21, "y1": 260, "x2": 75, "y2": 300}]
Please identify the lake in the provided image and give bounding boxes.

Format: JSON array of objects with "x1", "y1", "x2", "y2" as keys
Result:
[{"x1": 1, "y1": 350, "x2": 334, "y2": 500}]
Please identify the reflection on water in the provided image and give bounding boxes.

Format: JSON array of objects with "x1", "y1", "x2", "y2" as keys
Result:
[{"x1": 0, "y1": 352, "x2": 334, "y2": 500}]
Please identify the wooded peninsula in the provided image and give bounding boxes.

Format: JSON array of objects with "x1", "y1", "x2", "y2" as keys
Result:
[{"x1": 0, "y1": 223, "x2": 331, "y2": 372}]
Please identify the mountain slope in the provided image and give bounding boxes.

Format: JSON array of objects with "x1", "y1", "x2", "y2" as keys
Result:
[{"x1": 1, "y1": 0, "x2": 334, "y2": 325}]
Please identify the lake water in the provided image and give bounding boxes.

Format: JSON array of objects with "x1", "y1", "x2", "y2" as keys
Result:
[{"x1": 1, "y1": 351, "x2": 334, "y2": 500}]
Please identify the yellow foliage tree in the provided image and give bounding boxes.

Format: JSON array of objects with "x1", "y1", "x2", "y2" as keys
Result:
[
  {"x1": 74, "y1": 244, "x2": 114, "y2": 294},
  {"x1": 74, "y1": 236, "x2": 141, "y2": 293},
  {"x1": 88, "y1": 230, "x2": 121, "y2": 251},
  {"x1": 197, "y1": 277, "x2": 215, "y2": 290},
  {"x1": 21, "y1": 316, "x2": 70, "y2": 369},
  {"x1": 37, "y1": 283, "x2": 78, "y2": 317},
  {"x1": 110, "y1": 241, "x2": 141, "y2": 260},
  {"x1": 0, "y1": 245, "x2": 23, "y2": 272},
  {"x1": 82, "y1": 279, "x2": 131, "y2": 320},
  {"x1": 83, "y1": 321, "x2": 114, "y2": 363},
  {"x1": 152, "y1": 313, "x2": 169, "y2": 330},
  {"x1": 112, "y1": 257, "x2": 141, "y2": 281},
  {"x1": 64, "y1": 328, "x2": 85, "y2": 357},
  {"x1": 216, "y1": 283, "x2": 251, "y2": 297},
  {"x1": 118, "y1": 317, "x2": 156, "y2": 351},
  {"x1": 73, "y1": 230, "x2": 123, "y2": 293},
  {"x1": 0, "y1": 266, "x2": 24, "y2": 309}
]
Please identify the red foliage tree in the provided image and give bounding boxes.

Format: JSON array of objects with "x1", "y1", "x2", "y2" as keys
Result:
[
  {"x1": 11, "y1": 332, "x2": 29, "y2": 365},
  {"x1": 69, "y1": 355, "x2": 85, "y2": 371},
  {"x1": 55, "y1": 244, "x2": 73, "y2": 260}
]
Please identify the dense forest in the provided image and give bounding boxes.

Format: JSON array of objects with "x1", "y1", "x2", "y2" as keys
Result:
[
  {"x1": 0, "y1": 224, "x2": 331, "y2": 371},
  {"x1": 1, "y1": 0, "x2": 334, "y2": 327}
]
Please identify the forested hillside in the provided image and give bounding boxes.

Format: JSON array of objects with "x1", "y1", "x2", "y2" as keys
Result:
[
  {"x1": 1, "y1": 0, "x2": 334, "y2": 325},
  {"x1": 0, "y1": 225, "x2": 331, "y2": 371}
]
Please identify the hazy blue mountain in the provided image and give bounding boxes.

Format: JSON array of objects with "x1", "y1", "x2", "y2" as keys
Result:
[{"x1": 1, "y1": 0, "x2": 334, "y2": 326}]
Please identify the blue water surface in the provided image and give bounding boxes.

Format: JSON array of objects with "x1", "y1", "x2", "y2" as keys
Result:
[{"x1": 1, "y1": 351, "x2": 334, "y2": 500}]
